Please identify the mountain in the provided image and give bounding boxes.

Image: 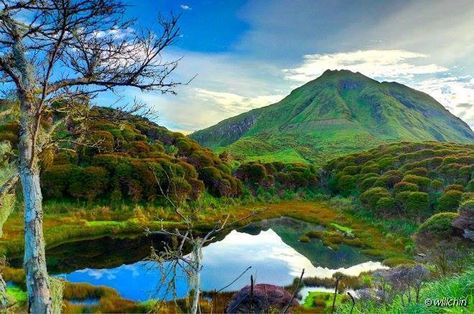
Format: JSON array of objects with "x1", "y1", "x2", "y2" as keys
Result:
[{"x1": 190, "y1": 70, "x2": 474, "y2": 164}]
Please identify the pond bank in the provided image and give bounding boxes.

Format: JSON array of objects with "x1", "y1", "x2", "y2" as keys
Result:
[{"x1": 0, "y1": 200, "x2": 411, "y2": 263}]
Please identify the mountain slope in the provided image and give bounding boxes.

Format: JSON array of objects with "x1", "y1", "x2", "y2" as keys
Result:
[{"x1": 190, "y1": 70, "x2": 474, "y2": 164}]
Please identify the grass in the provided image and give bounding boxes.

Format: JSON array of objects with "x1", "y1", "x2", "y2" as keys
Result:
[
  {"x1": 330, "y1": 223, "x2": 354, "y2": 237},
  {"x1": 303, "y1": 291, "x2": 346, "y2": 312},
  {"x1": 6, "y1": 286, "x2": 27, "y2": 304},
  {"x1": 338, "y1": 266, "x2": 474, "y2": 313}
]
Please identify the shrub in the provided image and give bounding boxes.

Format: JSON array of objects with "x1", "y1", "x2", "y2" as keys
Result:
[
  {"x1": 89, "y1": 130, "x2": 114, "y2": 153},
  {"x1": 437, "y1": 190, "x2": 463, "y2": 212},
  {"x1": 41, "y1": 164, "x2": 81, "y2": 198},
  {"x1": 430, "y1": 179, "x2": 443, "y2": 192},
  {"x1": 169, "y1": 177, "x2": 192, "y2": 203},
  {"x1": 68, "y1": 166, "x2": 109, "y2": 201},
  {"x1": 360, "y1": 176, "x2": 378, "y2": 191},
  {"x1": 236, "y1": 163, "x2": 267, "y2": 184},
  {"x1": 403, "y1": 175, "x2": 431, "y2": 191},
  {"x1": 375, "y1": 197, "x2": 397, "y2": 215},
  {"x1": 466, "y1": 179, "x2": 474, "y2": 192},
  {"x1": 444, "y1": 184, "x2": 464, "y2": 192},
  {"x1": 396, "y1": 191, "x2": 430, "y2": 216},
  {"x1": 128, "y1": 141, "x2": 151, "y2": 156},
  {"x1": 177, "y1": 161, "x2": 198, "y2": 179},
  {"x1": 188, "y1": 178, "x2": 205, "y2": 200},
  {"x1": 360, "y1": 187, "x2": 391, "y2": 210},
  {"x1": 404, "y1": 167, "x2": 428, "y2": 177},
  {"x1": 393, "y1": 181, "x2": 418, "y2": 193},
  {"x1": 417, "y1": 212, "x2": 459, "y2": 237}
]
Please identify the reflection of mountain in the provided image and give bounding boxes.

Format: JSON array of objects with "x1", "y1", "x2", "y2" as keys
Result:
[
  {"x1": 8, "y1": 234, "x2": 171, "y2": 273},
  {"x1": 30, "y1": 217, "x2": 372, "y2": 274},
  {"x1": 239, "y1": 217, "x2": 372, "y2": 268}
]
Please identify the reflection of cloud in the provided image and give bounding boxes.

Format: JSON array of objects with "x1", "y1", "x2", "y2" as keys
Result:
[
  {"x1": 203, "y1": 229, "x2": 387, "y2": 282},
  {"x1": 283, "y1": 50, "x2": 447, "y2": 83},
  {"x1": 123, "y1": 265, "x2": 140, "y2": 278},
  {"x1": 180, "y1": 4, "x2": 191, "y2": 10},
  {"x1": 76, "y1": 268, "x2": 117, "y2": 280}
]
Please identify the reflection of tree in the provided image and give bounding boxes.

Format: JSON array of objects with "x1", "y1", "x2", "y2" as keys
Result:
[{"x1": 146, "y1": 167, "x2": 253, "y2": 314}]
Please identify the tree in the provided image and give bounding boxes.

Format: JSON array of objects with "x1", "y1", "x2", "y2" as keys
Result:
[
  {"x1": 147, "y1": 166, "x2": 254, "y2": 314},
  {"x1": 0, "y1": 1, "x2": 181, "y2": 312}
]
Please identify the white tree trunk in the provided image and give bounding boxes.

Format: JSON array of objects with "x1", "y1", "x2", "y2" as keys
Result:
[
  {"x1": 20, "y1": 167, "x2": 52, "y2": 313},
  {"x1": 13, "y1": 31, "x2": 53, "y2": 313},
  {"x1": 18, "y1": 97, "x2": 52, "y2": 313},
  {"x1": 190, "y1": 240, "x2": 203, "y2": 314}
]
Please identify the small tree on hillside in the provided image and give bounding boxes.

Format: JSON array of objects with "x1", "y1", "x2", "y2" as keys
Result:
[{"x1": 0, "y1": 1, "x2": 181, "y2": 312}]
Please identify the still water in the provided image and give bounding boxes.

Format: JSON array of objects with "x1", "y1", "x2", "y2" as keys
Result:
[{"x1": 50, "y1": 217, "x2": 386, "y2": 302}]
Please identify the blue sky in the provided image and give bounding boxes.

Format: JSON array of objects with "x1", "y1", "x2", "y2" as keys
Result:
[{"x1": 96, "y1": 0, "x2": 474, "y2": 132}]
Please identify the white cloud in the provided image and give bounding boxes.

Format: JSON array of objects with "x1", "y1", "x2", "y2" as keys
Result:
[
  {"x1": 194, "y1": 88, "x2": 282, "y2": 114},
  {"x1": 283, "y1": 50, "x2": 447, "y2": 83},
  {"x1": 180, "y1": 4, "x2": 192, "y2": 10},
  {"x1": 413, "y1": 77, "x2": 474, "y2": 128}
]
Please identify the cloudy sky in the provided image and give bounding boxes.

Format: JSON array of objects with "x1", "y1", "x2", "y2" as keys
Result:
[{"x1": 98, "y1": 0, "x2": 474, "y2": 133}]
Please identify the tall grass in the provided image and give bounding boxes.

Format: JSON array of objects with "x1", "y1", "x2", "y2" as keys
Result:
[{"x1": 338, "y1": 266, "x2": 474, "y2": 313}]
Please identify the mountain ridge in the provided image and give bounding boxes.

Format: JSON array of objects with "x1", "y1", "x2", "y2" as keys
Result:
[{"x1": 190, "y1": 70, "x2": 474, "y2": 164}]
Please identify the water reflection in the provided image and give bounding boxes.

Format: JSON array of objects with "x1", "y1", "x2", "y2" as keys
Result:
[{"x1": 59, "y1": 224, "x2": 387, "y2": 302}]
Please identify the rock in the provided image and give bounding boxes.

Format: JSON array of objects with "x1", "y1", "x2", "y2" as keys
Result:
[
  {"x1": 452, "y1": 200, "x2": 474, "y2": 241},
  {"x1": 226, "y1": 284, "x2": 297, "y2": 313}
]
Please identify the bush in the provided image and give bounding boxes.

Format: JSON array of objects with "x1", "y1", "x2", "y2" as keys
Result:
[
  {"x1": 169, "y1": 177, "x2": 192, "y2": 203},
  {"x1": 334, "y1": 174, "x2": 356, "y2": 195},
  {"x1": 375, "y1": 197, "x2": 397, "y2": 215},
  {"x1": 466, "y1": 179, "x2": 474, "y2": 192},
  {"x1": 360, "y1": 187, "x2": 391, "y2": 211},
  {"x1": 396, "y1": 191, "x2": 430, "y2": 216},
  {"x1": 68, "y1": 166, "x2": 109, "y2": 201},
  {"x1": 360, "y1": 176, "x2": 378, "y2": 191},
  {"x1": 89, "y1": 130, "x2": 114, "y2": 153},
  {"x1": 41, "y1": 164, "x2": 81, "y2": 198},
  {"x1": 188, "y1": 178, "x2": 205, "y2": 200},
  {"x1": 402, "y1": 175, "x2": 431, "y2": 191},
  {"x1": 437, "y1": 190, "x2": 463, "y2": 212},
  {"x1": 236, "y1": 163, "x2": 268, "y2": 184},
  {"x1": 417, "y1": 212, "x2": 459, "y2": 237},
  {"x1": 444, "y1": 184, "x2": 464, "y2": 192},
  {"x1": 393, "y1": 181, "x2": 418, "y2": 193}
]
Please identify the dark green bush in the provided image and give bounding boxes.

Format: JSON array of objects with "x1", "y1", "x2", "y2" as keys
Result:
[
  {"x1": 68, "y1": 166, "x2": 109, "y2": 201},
  {"x1": 437, "y1": 190, "x2": 463, "y2": 212},
  {"x1": 360, "y1": 187, "x2": 391, "y2": 210},
  {"x1": 417, "y1": 212, "x2": 459, "y2": 237},
  {"x1": 41, "y1": 164, "x2": 81, "y2": 199},
  {"x1": 394, "y1": 181, "x2": 419, "y2": 193}
]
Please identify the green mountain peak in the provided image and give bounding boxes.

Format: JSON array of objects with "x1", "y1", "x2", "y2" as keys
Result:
[{"x1": 190, "y1": 70, "x2": 474, "y2": 164}]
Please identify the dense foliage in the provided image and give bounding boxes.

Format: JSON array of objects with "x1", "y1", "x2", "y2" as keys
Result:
[
  {"x1": 235, "y1": 161, "x2": 318, "y2": 190},
  {"x1": 324, "y1": 141, "x2": 474, "y2": 220},
  {"x1": 1, "y1": 106, "x2": 320, "y2": 204}
]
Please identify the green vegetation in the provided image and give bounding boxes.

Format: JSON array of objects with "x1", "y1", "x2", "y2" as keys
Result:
[
  {"x1": 324, "y1": 141, "x2": 474, "y2": 221},
  {"x1": 339, "y1": 265, "x2": 474, "y2": 314},
  {"x1": 303, "y1": 291, "x2": 346, "y2": 311},
  {"x1": 191, "y1": 70, "x2": 474, "y2": 164},
  {"x1": 6, "y1": 286, "x2": 27, "y2": 304}
]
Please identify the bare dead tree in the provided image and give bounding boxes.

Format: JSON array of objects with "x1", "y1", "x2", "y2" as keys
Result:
[
  {"x1": 0, "y1": 1, "x2": 181, "y2": 312},
  {"x1": 146, "y1": 166, "x2": 253, "y2": 314}
]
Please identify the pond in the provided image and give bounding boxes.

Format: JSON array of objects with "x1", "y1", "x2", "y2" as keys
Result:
[{"x1": 41, "y1": 217, "x2": 386, "y2": 302}]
